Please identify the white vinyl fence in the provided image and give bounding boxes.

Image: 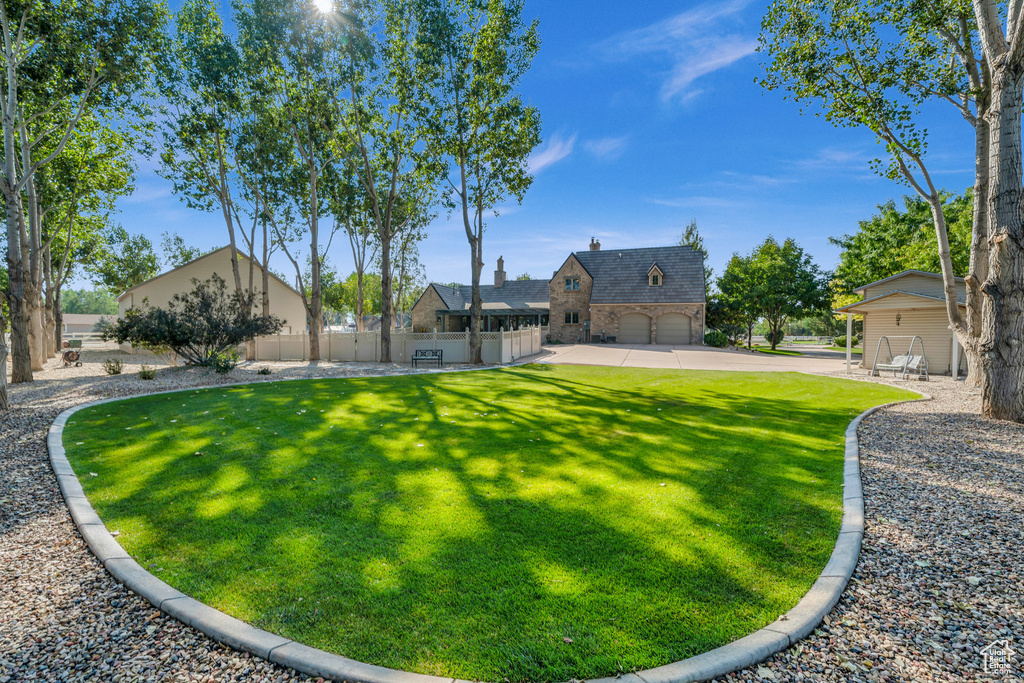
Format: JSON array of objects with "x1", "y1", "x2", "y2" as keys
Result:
[{"x1": 253, "y1": 326, "x2": 546, "y2": 365}]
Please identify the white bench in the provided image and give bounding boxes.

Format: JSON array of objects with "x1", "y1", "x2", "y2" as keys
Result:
[{"x1": 875, "y1": 354, "x2": 929, "y2": 380}]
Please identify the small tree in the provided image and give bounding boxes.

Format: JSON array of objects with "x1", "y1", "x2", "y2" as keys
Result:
[
  {"x1": 678, "y1": 218, "x2": 713, "y2": 285},
  {"x1": 748, "y1": 237, "x2": 830, "y2": 351},
  {"x1": 421, "y1": 0, "x2": 542, "y2": 363},
  {"x1": 88, "y1": 224, "x2": 160, "y2": 295},
  {"x1": 717, "y1": 254, "x2": 761, "y2": 349},
  {"x1": 105, "y1": 274, "x2": 282, "y2": 366}
]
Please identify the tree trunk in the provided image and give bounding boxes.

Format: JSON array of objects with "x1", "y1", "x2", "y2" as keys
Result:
[
  {"x1": 54, "y1": 288, "x2": 64, "y2": 354},
  {"x1": 0, "y1": 315, "x2": 8, "y2": 410},
  {"x1": 380, "y1": 230, "x2": 393, "y2": 363},
  {"x1": 261, "y1": 220, "x2": 271, "y2": 319},
  {"x1": 43, "y1": 251, "x2": 55, "y2": 359},
  {"x1": 964, "y1": 112, "x2": 991, "y2": 387},
  {"x1": 6, "y1": 284, "x2": 30, "y2": 383},
  {"x1": 356, "y1": 269, "x2": 365, "y2": 332},
  {"x1": 468, "y1": 236, "x2": 483, "y2": 364},
  {"x1": 6, "y1": 192, "x2": 32, "y2": 383},
  {"x1": 308, "y1": 167, "x2": 322, "y2": 362},
  {"x1": 980, "y1": 59, "x2": 1024, "y2": 422},
  {"x1": 27, "y1": 290, "x2": 44, "y2": 370}
]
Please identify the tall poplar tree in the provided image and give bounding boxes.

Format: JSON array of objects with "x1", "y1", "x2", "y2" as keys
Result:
[
  {"x1": 420, "y1": 0, "x2": 541, "y2": 363},
  {"x1": 0, "y1": 0, "x2": 166, "y2": 404},
  {"x1": 761, "y1": 0, "x2": 1024, "y2": 420}
]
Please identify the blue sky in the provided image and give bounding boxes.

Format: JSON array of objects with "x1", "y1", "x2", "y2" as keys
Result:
[{"x1": 109, "y1": 0, "x2": 976, "y2": 288}]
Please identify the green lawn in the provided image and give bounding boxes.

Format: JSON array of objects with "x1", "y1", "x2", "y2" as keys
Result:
[
  {"x1": 825, "y1": 346, "x2": 863, "y2": 354},
  {"x1": 63, "y1": 366, "x2": 913, "y2": 681},
  {"x1": 752, "y1": 347, "x2": 802, "y2": 356}
]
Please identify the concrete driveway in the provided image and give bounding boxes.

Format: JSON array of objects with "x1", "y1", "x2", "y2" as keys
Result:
[{"x1": 533, "y1": 343, "x2": 856, "y2": 373}]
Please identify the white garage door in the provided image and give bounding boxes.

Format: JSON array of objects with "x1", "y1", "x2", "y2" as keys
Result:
[
  {"x1": 618, "y1": 313, "x2": 651, "y2": 344},
  {"x1": 656, "y1": 313, "x2": 692, "y2": 345}
]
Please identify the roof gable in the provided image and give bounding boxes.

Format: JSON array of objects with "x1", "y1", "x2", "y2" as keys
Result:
[
  {"x1": 853, "y1": 269, "x2": 965, "y2": 294},
  {"x1": 573, "y1": 245, "x2": 705, "y2": 303},
  {"x1": 834, "y1": 289, "x2": 965, "y2": 313},
  {"x1": 117, "y1": 246, "x2": 302, "y2": 301}
]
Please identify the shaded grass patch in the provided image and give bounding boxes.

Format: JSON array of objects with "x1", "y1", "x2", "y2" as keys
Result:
[{"x1": 63, "y1": 366, "x2": 914, "y2": 681}]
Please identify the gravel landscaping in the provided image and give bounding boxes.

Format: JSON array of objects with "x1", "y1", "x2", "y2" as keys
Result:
[{"x1": 2, "y1": 350, "x2": 1021, "y2": 682}]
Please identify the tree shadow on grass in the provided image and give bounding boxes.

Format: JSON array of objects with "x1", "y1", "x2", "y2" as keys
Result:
[{"x1": 60, "y1": 367, "x2": 912, "y2": 681}]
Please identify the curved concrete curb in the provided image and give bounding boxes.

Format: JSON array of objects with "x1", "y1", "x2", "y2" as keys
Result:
[{"x1": 48, "y1": 376, "x2": 930, "y2": 683}]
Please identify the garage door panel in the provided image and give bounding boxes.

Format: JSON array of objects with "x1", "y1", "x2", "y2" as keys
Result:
[
  {"x1": 618, "y1": 313, "x2": 651, "y2": 344},
  {"x1": 657, "y1": 313, "x2": 691, "y2": 345}
]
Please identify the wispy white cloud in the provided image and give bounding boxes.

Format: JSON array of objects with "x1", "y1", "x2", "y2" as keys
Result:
[
  {"x1": 483, "y1": 205, "x2": 521, "y2": 219},
  {"x1": 792, "y1": 147, "x2": 873, "y2": 171},
  {"x1": 123, "y1": 184, "x2": 173, "y2": 203},
  {"x1": 648, "y1": 195, "x2": 748, "y2": 209},
  {"x1": 529, "y1": 133, "x2": 577, "y2": 174},
  {"x1": 583, "y1": 136, "x2": 629, "y2": 160},
  {"x1": 600, "y1": 0, "x2": 757, "y2": 102}
]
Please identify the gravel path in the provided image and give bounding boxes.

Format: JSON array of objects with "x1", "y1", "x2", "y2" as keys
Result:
[
  {"x1": 718, "y1": 376, "x2": 1023, "y2": 682},
  {"x1": 2, "y1": 355, "x2": 1021, "y2": 682}
]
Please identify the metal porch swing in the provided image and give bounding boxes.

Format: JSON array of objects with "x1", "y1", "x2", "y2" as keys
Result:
[{"x1": 870, "y1": 335, "x2": 929, "y2": 380}]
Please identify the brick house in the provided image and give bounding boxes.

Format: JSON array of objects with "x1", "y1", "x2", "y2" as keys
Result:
[
  {"x1": 410, "y1": 257, "x2": 550, "y2": 333},
  {"x1": 410, "y1": 240, "x2": 707, "y2": 344}
]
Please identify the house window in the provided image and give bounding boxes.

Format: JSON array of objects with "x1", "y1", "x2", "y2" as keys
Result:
[
  {"x1": 564, "y1": 277, "x2": 580, "y2": 291},
  {"x1": 564, "y1": 311, "x2": 579, "y2": 324},
  {"x1": 650, "y1": 274, "x2": 661, "y2": 286}
]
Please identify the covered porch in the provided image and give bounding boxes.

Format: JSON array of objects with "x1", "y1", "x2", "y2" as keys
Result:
[{"x1": 434, "y1": 307, "x2": 549, "y2": 332}]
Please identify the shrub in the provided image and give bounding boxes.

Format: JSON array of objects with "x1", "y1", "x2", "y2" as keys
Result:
[
  {"x1": 102, "y1": 358, "x2": 123, "y2": 375},
  {"x1": 103, "y1": 274, "x2": 283, "y2": 367},
  {"x1": 134, "y1": 340, "x2": 179, "y2": 367},
  {"x1": 834, "y1": 335, "x2": 859, "y2": 348},
  {"x1": 764, "y1": 329, "x2": 786, "y2": 347},
  {"x1": 139, "y1": 365, "x2": 157, "y2": 380},
  {"x1": 704, "y1": 329, "x2": 728, "y2": 348},
  {"x1": 211, "y1": 350, "x2": 239, "y2": 374},
  {"x1": 257, "y1": 366, "x2": 273, "y2": 375}
]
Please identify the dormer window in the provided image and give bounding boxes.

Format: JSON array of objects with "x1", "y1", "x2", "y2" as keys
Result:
[{"x1": 648, "y1": 264, "x2": 664, "y2": 287}]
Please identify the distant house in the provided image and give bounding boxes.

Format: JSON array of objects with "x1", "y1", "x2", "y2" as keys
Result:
[
  {"x1": 834, "y1": 269, "x2": 967, "y2": 376},
  {"x1": 411, "y1": 259, "x2": 550, "y2": 334},
  {"x1": 117, "y1": 246, "x2": 307, "y2": 334},
  {"x1": 410, "y1": 239, "x2": 707, "y2": 344},
  {"x1": 61, "y1": 313, "x2": 110, "y2": 335}
]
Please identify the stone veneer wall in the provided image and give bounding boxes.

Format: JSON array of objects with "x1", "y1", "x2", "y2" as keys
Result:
[
  {"x1": 547, "y1": 256, "x2": 594, "y2": 342},
  {"x1": 411, "y1": 287, "x2": 446, "y2": 332},
  {"x1": 590, "y1": 303, "x2": 705, "y2": 344}
]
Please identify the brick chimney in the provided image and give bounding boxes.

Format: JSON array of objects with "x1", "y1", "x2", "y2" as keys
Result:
[
  {"x1": 589, "y1": 237, "x2": 601, "y2": 251},
  {"x1": 494, "y1": 256, "x2": 506, "y2": 288}
]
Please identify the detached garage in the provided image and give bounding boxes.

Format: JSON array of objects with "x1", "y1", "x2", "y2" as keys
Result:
[
  {"x1": 618, "y1": 313, "x2": 652, "y2": 344},
  {"x1": 656, "y1": 313, "x2": 692, "y2": 344}
]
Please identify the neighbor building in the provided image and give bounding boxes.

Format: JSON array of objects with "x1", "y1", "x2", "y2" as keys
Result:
[
  {"x1": 410, "y1": 239, "x2": 707, "y2": 345},
  {"x1": 834, "y1": 269, "x2": 967, "y2": 376},
  {"x1": 117, "y1": 246, "x2": 307, "y2": 334},
  {"x1": 60, "y1": 313, "x2": 110, "y2": 336}
]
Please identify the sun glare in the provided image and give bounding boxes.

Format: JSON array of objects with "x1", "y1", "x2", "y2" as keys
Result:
[{"x1": 313, "y1": 0, "x2": 332, "y2": 12}]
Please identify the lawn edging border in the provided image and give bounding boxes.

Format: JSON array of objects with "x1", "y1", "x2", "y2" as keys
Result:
[{"x1": 47, "y1": 375, "x2": 929, "y2": 683}]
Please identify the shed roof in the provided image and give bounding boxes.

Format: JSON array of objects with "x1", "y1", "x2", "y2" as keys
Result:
[
  {"x1": 852, "y1": 269, "x2": 965, "y2": 294},
  {"x1": 834, "y1": 290, "x2": 966, "y2": 314},
  {"x1": 569, "y1": 246, "x2": 706, "y2": 303}
]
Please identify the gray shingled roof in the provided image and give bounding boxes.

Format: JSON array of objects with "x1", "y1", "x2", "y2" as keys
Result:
[
  {"x1": 430, "y1": 280, "x2": 550, "y2": 311},
  {"x1": 572, "y1": 246, "x2": 706, "y2": 304}
]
